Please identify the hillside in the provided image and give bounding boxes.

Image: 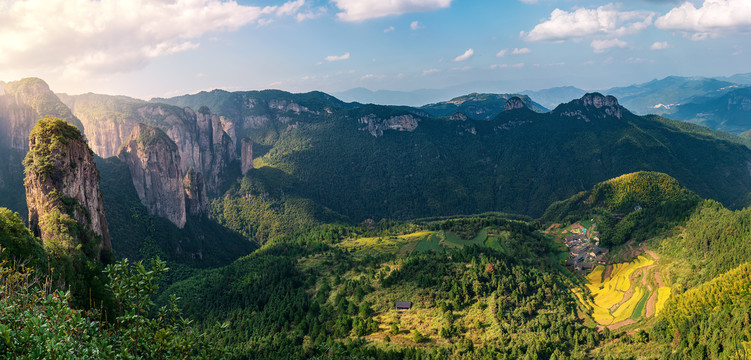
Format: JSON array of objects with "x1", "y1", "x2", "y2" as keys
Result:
[
  {"x1": 542, "y1": 171, "x2": 701, "y2": 247},
  {"x1": 242, "y1": 93, "x2": 751, "y2": 221},
  {"x1": 161, "y1": 216, "x2": 600, "y2": 359}
]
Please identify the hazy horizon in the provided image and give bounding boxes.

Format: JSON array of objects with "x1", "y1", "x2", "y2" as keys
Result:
[{"x1": 1, "y1": 0, "x2": 749, "y2": 100}]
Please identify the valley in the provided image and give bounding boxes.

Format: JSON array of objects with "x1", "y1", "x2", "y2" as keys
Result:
[{"x1": 2, "y1": 76, "x2": 751, "y2": 359}]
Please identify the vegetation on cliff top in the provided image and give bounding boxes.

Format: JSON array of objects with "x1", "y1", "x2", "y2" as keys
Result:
[{"x1": 23, "y1": 116, "x2": 87, "y2": 177}]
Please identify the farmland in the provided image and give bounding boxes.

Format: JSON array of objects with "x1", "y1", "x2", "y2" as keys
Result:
[{"x1": 577, "y1": 252, "x2": 671, "y2": 328}]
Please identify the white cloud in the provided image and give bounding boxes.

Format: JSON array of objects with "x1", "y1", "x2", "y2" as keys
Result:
[
  {"x1": 325, "y1": 52, "x2": 351, "y2": 62},
  {"x1": 520, "y1": 0, "x2": 538, "y2": 3},
  {"x1": 411, "y1": 21, "x2": 424, "y2": 30},
  {"x1": 650, "y1": 41, "x2": 670, "y2": 50},
  {"x1": 296, "y1": 7, "x2": 327, "y2": 22},
  {"x1": 333, "y1": 0, "x2": 452, "y2": 22},
  {"x1": 656, "y1": 0, "x2": 751, "y2": 38},
  {"x1": 523, "y1": 4, "x2": 655, "y2": 41},
  {"x1": 361, "y1": 74, "x2": 384, "y2": 80},
  {"x1": 512, "y1": 47, "x2": 532, "y2": 55},
  {"x1": 454, "y1": 48, "x2": 474, "y2": 61},
  {"x1": 384, "y1": 26, "x2": 395, "y2": 33},
  {"x1": 423, "y1": 68, "x2": 441, "y2": 75},
  {"x1": 496, "y1": 49, "x2": 508, "y2": 57},
  {"x1": 626, "y1": 57, "x2": 647, "y2": 63},
  {"x1": 0, "y1": 0, "x2": 304, "y2": 75},
  {"x1": 490, "y1": 63, "x2": 525, "y2": 69},
  {"x1": 590, "y1": 38, "x2": 628, "y2": 52}
]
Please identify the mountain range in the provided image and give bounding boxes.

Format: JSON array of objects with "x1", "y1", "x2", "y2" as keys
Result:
[{"x1": 4, "y1": 75, "x2": 751, "y2": 358}]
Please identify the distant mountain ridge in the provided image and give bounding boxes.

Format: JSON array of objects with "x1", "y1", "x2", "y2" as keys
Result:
[
  {"x1": 419, "y1": 93, "x2": 547, "y2": 120},
  {"x1": 669, "y1": 86, "x2": 751, "y2": 134}
]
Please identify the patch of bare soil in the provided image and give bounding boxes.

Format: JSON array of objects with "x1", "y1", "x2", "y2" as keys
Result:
[
  {"x1": 598, "y1": 319, "x2": 636, "y2": 331},
  {"x1": 603, "y1": 264, "x2": 613, "y2": 279},
  {"x1": 645, "y1": 287, "x2": 657, "y2": 318}
]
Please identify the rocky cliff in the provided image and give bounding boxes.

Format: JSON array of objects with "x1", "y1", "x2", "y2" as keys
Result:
[
  {"x1": 241, "y1": 137, "x2": 253, "y2": 175},
  {"x1": 23, "y1": 117, "x2": 111, "y2": 260},
  {"x1": 555, "y1": 93, "x2": 624, "y2": 122},
  {"x1": 61, "y1": 94, "x2": 235, "y2": 194},
  {"x1": 118, "y1": 123, "x2": 187, "y2": 228},
  {"x1": 183, "y1": 167, "x2": 208, "y2": 217},
  {"x1": 0, "y1": 78, "x2": 84, "y2": 153},
  {"x1": 358, "y1": 113, "x2": 419, "y2": 137},
  {"x1": 504, "y1": 97, "x2": 527, "y2": 111}
]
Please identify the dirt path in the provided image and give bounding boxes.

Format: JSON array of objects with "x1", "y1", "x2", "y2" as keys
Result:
[
  {"x1": 602, "y1": 264, "x2": 613, "y2": 279},
  {"x1": 644, "y1": 249, "x2": 659, "y2": 261},
  {"x1": 645, "y1": 288, "x2": 658, "y2": 318},
  {"x1": 653, "y1": 269, "x2": 665, "y2": 288},
  {"x1": 598, "y1": 319, "x2": 636, "y2": 331},
  {"x1": 611, "y1": 285, "x2": 634, "y2": 311}
]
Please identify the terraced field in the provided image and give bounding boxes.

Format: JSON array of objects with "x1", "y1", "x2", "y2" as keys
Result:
[
  {"x1": 577, "y1": 252, "x2": 671, "y2": 328},
  {"x1": 337, "y1": 228, "x2": 510, "y2": 257}
]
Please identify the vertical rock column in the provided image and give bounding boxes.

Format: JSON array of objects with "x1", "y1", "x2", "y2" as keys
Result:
[
  {"x1": 241, "y1": 137, "x2": 253, "y2": 175},
  {"x1": 24, "y1": 117, "x2": 112, "y2": 260}
]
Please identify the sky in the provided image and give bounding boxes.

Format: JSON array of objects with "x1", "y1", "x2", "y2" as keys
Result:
[{"x1": 0, "y1": 0, "x2": 749, "y2": 100}]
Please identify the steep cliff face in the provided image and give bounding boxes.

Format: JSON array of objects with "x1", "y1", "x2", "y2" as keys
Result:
[
  {"x1": 358, "y1": 114, "x2": 419, "y2": 137},
  {"x1": 118, "y1": 123, "x2": 187, "y2": 228},
  {"x1": 23, "y1": 117, "x2": 111, "y2": 260},
  {"x1": 504, "y1": 97, "x2": 527, "y2": 111},
  {"x1": 189, "y1": 108, "x2": 236, "y2": 194},
  {"x1": 62, "y1": 94, "x2": 236, "y2": 194},
  {"x1": 183, "y1": 167, "x2": 208, "y2": 217},
  {"x1": 0, "y1": 78, "x2": 84, "y2": 153},
  {"x1": 241, "y1": 137, "x2": 253, "y2": 175}
]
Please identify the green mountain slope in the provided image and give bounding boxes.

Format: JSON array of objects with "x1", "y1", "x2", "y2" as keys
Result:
[
  {"x1": 242, "y1": 93, "x2": 751, "y2": 221},
  {"x1": 542, "y1": 171, "x2": 701, "y2": 247},
  {"x1": 160, "y1": 216, "x2": 600, "y2": 359}
]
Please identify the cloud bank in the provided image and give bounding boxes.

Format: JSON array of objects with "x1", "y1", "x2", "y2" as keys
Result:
[
  {"x1": 0, "y1": 0, "x2": 306, "y2": 75},
  {"x1": 332, "y1": 0, "x2": 452, "y2": 21}
]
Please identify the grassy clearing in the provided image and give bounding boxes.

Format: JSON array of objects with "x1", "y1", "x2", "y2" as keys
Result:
[
  {"x1": 655, "y1": 287, "x2": 671, "y2": 315},
  {"x1": 338, "y1": 231, "x2": 435, "y2": 256}
]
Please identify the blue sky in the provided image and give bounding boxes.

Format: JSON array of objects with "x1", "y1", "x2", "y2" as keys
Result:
[{"x1": 0, "y1": 0, "x2": 749, "y2": 99}]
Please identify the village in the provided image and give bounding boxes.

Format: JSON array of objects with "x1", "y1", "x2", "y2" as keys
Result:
[{"x1": 561, "y1": 221, "x2": 609, "y2": 273}]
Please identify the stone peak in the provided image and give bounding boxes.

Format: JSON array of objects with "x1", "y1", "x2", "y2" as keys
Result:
[
  {"x1": 504, "y1": 97, "x2": 527, "y2": 111},
  {"x1": 579, "y1": 92, "x2": 619, "y2": 109}
]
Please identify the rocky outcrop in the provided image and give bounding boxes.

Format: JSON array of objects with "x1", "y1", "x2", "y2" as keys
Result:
[
  {"x1": 358, "y1": 114, "x2": 419, "y2": 137},
  {"x1": 0, "y1": 78, "x2": 84, "y2": 153},
  {"x1": 188, "y1": 108, "x2": 236, "y2": 194},
  {"x1": 241, "y1": 137, "x2": 253, "y2": 175},
  {"x1": 24, "y1": 117, "x2": 111, "y2": 260},
  {"x1": 63, "y1": 94, "x2": 236, "y2": 195},
  {"x1": 450, "y1": 112, "x2": 468, "y2": 121},
  {"x1": 556, "y1": 93, "x2": 623, "y2": 122},
  {"x1": 183, "y1": 167, "x2": 208, "y2": 217},
  {"x1": 118, "y1": 124, "x2": 186, "y2": 228},
  {"x1": 504, "y1": 97, "x2": 527, "y2": 111}
]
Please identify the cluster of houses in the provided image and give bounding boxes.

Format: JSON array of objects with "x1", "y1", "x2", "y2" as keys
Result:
[{"x1": 564, "y1": 232, "x2": 609, "y2": 273}]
